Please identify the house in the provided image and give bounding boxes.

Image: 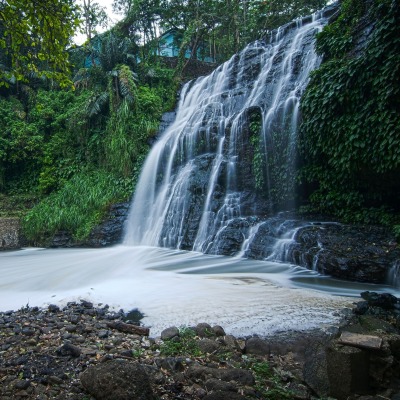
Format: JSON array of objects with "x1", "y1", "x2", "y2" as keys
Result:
[
  {"x1": 155, "y1": 29, "x2": 216, "y2": 63},
  {"x1": 77, "y1": 29, "x2": 216, "y2": 70}
]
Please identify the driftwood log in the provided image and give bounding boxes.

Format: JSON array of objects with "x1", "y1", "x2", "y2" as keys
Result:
[{"x1": 106, "y1": 320, "x2": 150, "y2": 336}]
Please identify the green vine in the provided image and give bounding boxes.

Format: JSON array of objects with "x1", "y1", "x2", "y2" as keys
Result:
[
  {"x1": 299, "y1": 0, "x2": 400, "y2": 228},
  {"x1": 249, "y1": 112, "x2": 264, "y2": 192}
]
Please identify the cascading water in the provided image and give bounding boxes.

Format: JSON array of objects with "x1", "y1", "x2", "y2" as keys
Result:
[{"x1": 124, "y1": 5, "x2": 338, "y2": 255}]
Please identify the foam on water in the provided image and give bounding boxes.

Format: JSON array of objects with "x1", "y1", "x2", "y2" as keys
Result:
[{"x1": 1, "y1": 246, "x2": 396, "y2": 337}]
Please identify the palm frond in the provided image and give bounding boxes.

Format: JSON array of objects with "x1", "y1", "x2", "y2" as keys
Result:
[{"x1": 86, "y1": 91, "x2": 109, "y2": 118}]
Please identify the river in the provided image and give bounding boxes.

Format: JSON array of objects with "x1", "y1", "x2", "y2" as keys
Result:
[{"x1": 1, "y1": 246, "x2": 397, "y2": 336}]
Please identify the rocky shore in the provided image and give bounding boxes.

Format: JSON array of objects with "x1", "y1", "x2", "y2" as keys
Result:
[{"x1": 1, "y1": 292, "x2": 400, "y2": 400}]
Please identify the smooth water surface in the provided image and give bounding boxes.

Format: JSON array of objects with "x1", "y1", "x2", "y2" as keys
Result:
[{"x1": 1, "y1": 246, "x2": 397, "y2": 336}]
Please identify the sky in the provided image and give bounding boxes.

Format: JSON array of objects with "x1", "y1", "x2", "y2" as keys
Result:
[{"x1": 74, "y1": 0, "x2": 122, "y2": 45}]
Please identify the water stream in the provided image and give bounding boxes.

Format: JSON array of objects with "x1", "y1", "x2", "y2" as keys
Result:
[{"x1": 0, "y1": 246, "x2": 397, "y2": 336}]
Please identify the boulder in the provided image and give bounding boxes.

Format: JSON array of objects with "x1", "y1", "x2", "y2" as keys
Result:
[
  {"x1": 303, "y1": 341, "x2": 330, "y2": 397},
  {"x1": 244, "y1": 337, "x2": 270, "y2": 356},
  {"x1": 326, "y1": 342, "x2": 370, "y2": 399},
  {"x1": 161, "y1": 326, "x2": 180, "y2": 340},
  {"x1": 198, "y1": 338, "x2": 220, "y2": 354},
  {"x1": 80, "y1": 359, "x2": 155, "y2": 400}
]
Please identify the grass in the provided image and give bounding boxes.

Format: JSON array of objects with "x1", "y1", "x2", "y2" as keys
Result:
[
  {"x1": 159, "y1": 327, "x2": 202, "y2": 357},
  {"x1": 22, "y1": 170, "x2": 129, "y2": 243},
  {"x1": 249, "y1": 360, "x2": 293, "y2": 399}
]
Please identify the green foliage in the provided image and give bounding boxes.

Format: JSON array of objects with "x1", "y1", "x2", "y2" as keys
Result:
[
  {"x1": 159, "y1": 327, "x2": 201, "y2": 357},
  {"x1": 99, "y1": 32, "x2": 137, "y2": 73},
  {"x1": 299, "y1": 0, "x2": 400, "y2": 225},
  {"x1": 246, "y1": 359, "x2": 293, "y2": 399},
  {"x1": 23, "y1": 170, "x2": 127, "y2": 242},
  {"x1": 393, "y1": 225, "x2": 400, "y2": 241},
  {"x1": 0, "y1": 96, "x2": 43, "y2": 191},
  {"x1": 0, "y1": 0, "x2": 81, "y2": 88}
]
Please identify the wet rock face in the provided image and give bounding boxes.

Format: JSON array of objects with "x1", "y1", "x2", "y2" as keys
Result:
[
  {"x1": 242, "y1": 218, "x2": 399, "y2": 284},
  {"x1": 288, "y1": 224, "x2": 400, "y2": 284},
  {"x1": 87, "y1": 202, "x2": 130, "y2": 247}
]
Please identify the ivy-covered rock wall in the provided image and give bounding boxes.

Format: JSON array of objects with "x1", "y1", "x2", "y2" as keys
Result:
[{"x1": 299, "y1": 0, "x2": 400, "y2": 234}]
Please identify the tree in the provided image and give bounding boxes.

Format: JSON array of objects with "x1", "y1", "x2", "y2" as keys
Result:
[
  {"x1": 0, "y1": 0, "x2": 81, "y2": 88},
  {"x1": 81, "y1": 0, "x2": 108, "y2": 43},
  {"x1": 113, "y1": 0, "x2": 160, "y2": 44}
]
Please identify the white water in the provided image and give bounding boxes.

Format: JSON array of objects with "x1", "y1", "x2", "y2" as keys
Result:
[{"x1": 1, "y1": 247, "x2": 398, "y2": 337}]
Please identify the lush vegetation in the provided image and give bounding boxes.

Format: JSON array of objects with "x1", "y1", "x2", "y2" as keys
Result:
[
  {"x1": 0, "y1": 0, "x2": 80, "y2": 88},
  {"x1": 0, "y1": 0, "x2": 325, "y2": 243},
  {"x1": 113, "y1": 0, "x2": 327, "y2": 69},
  {"x1": 299, "y1": 0, "x2": 400, "y2": 234},
  {"x1": 1, "y1": 0, "x2": 398, "y2": 242},
  {"x1": 0, "y1": 29, "x2": 175, "y2": 241}
]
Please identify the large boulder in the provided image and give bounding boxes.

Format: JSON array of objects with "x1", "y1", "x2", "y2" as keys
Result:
[{"x1": 80, "y1": 359, "x2": 155, "y2": 400}]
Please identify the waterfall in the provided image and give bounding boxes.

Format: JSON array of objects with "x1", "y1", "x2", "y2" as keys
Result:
[
  {"x1": 388, "y1": 260, "x2": 400, "y2": 289},
  {"x1": 124, "y1": 5, "x2": 338, "y2": 254}
]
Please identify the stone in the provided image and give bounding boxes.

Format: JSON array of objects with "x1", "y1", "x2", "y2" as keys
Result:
[
  {"x1": 360, "y1": 291, "x2": 398, "y2": 310},
  {"x1": 14, "y1": 380, "x2": 30, "y2": 390},
  {"x1": 98, "y1": 330, "x2": 110, "y2": 339},
  {"x1": 187, "y1": 365, "x2": 255, "y2": 385},
  {"x1": 223, "y1": 335, "x2": 241, "y2": 351},
  {"x1": 80, "y1": 359, "x2": 155, "y2": 400},
  {"x1": 161, "y1": 326, "x2": 180, "y2": 340},
  {"x1": 244, "y1": 337, "x2": 270, "y2": 356},
  {"x1": 205, "y1": 378, "x2": 237, "y2": 392},
  {"x1": 303, "y1": 341, "x2": 330, "y2": 397},
  {"x1": 194, "y1": 323, "x2": 213, "y2": 337},
  {"x1": 48, "y1": 305, "x2": 60, "y2": 313},
  {"x1": 198, "y1": 338, "x2": 220, "y2": 354},
  {"x1": 0, "y1": 218, "x2": 22, "y2": 250},
  {"x1": 80, "y1": 300, "x2": 94, "y2": 309},
  {"x1": 65, "y1": 325, "x2": 77, "y2": 333},
  {"x1": 155, "y1": 357, "x2": 185, "y2": 372},
  {"x1": 212, "y1": 325, "x2": 226, "y2": 337},
  {"x1": 338, "y1": 331, "x2": 382, "y2": 350},
  {"x1": 56, "y1": 343, "x2": 81, "y2": 358},
  {"x1": 326, "y1": 342, "x2": 370, "y2": 399},
  {"x1": 286, "y1": 382, "x2": 311, "y2": 400}
]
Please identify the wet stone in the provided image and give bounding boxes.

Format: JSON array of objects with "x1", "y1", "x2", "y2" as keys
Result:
[
  {"x1": 48, "y1": 305, "x2": 60, "y2": 313},
  {"x1": 161, "y1": 326, "x2": 180, "y2": 340},
  {"x1": 56, "y1": 343, "x2": 81, "y2": 358},
  {"x1": 14, "y1": 380, "x2": 30, "y2": 390}
]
